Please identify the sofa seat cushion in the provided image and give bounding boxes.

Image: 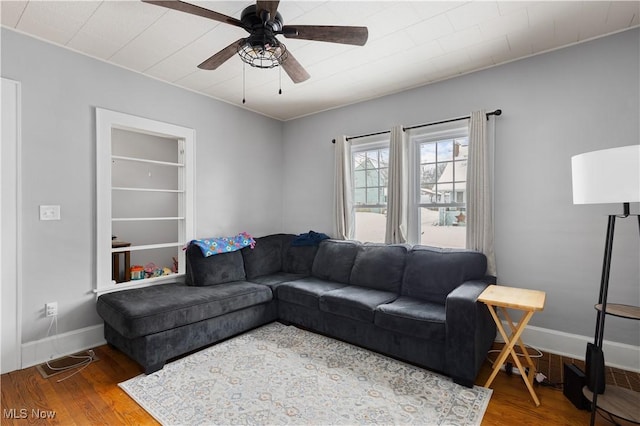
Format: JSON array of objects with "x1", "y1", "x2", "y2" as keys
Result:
[
  {"x1": 96, "y1": 281, "x2": 272, "y2": 339},
  {"x1": 277, "y1": 278, "x2": 347, "y2": 309},
  {"x1": 248, "y1": 272, "x2": 307, "y2": 291},
  {"x1": 374, "y1": 296, "x2": 446, "y2": 341},
  {"x1": 319, "y1": 286, "x2": 397, "y2": 323}
]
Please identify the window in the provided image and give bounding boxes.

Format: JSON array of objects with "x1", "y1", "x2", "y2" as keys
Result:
[
  {"x1": 96, "y1": 109, "x2": 194, "y2": 294},
  {"x1": 409, "y1": 127, "x2": 468, "y2": 248},
  {"x1": 352, "y1": 139, "x2": 389, "y2": 242}
]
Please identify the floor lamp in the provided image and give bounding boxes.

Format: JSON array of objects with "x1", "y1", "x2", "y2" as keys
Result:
[{"x1": 571, "y1": 145, "x2": 640, "y2": 425}]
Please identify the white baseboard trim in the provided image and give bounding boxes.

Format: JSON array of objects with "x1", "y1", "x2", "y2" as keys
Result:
[
  {"x1": 495, "y1": 322, "x2": 640, "y2": 373},
  {"x1": 21, "y1": 324, "x2": 106, "y2": 369}
]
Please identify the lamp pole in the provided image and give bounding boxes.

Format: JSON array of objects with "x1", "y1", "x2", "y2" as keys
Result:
[{"x1": 589, "y1": 202, "x2": 638, "y2": 426}]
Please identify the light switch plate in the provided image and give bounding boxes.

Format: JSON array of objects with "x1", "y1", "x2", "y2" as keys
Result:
[{"x1": 40, "y1": 205, "x2": 60, "y2": 221}]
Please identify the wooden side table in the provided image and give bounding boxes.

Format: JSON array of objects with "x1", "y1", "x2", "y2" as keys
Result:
[
  {"x1": 478, "y1": 284, "x2": 546, "y2": 406},
  {"x1": 112, "y1": 241, "x2": 131, "y2": 283}
]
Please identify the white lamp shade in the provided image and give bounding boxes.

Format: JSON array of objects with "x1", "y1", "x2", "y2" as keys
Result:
[{"x1": 572, "y1": 145, "x2": 640, "y2": 204}]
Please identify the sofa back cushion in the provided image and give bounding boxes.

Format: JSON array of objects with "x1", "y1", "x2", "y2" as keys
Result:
[
  {"x1": 241, "y1": 234, "x2": 284, "y2": 279},
  {"x1": 281, "y1": 234, "x2": 318, "y2": 275},
  {"x1": 401, "y1": 246, "x2": 487, "y2": 304},
  {"x1": 312, "y1": 239, "x2": 360, "y2": 284},
  {"x1": 349, "y1": 243, "x2": 408, "y2": 292},
  {"x1": 185, "y1": 244, "x2": 246, "y2": 286}
]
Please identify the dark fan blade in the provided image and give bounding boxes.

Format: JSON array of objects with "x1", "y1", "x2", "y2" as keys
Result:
[
  {"x1": 198, "y1": 38, "x2": 244, "y2": 70},
  {"x1": 282, "y1": 25, "x2": 368, "y2": 46},
  {"x1": 142, "y1": 1, "x2": 244, "y2": 28},
  {"x1": 256, "y1": 1, "x2": 279, "y2": 19},
  {"x1": 281, "y1": 51, "x2": 310, "y2": 84}
]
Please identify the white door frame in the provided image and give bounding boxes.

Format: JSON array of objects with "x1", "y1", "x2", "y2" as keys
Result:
[{"x1": 1, "y1": 78, "x2": 22, "y2": 374}]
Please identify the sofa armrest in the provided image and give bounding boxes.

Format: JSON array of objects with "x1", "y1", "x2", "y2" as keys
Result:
[{"x1": 445, "y1": 280, "x2": 496, "y2": 387}]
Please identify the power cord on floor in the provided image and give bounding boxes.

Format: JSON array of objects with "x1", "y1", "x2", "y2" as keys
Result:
[
  {"x1": 486, "y1": 343, "x2": 564, "y2": 390},
  {"x1": 487, "y1": 343, "x2": 544, "y2": 362},
  {"x1": 533, "y1": 371, "x2": 564, "y2": 390},
  {"x1": 486, "y1": 344, "x2": 543, "y2": 373},
  {"x1": 45, "y1": 315, "x2": 95, "y2": 382}
]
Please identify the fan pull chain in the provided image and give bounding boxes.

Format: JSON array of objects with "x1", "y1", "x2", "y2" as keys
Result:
[
  {"x1": 279, "y1": 65, "x2": 282, "y2": 95},
  {"x1": 242, "y1": 62, "x2": 246, "y2": 104}
]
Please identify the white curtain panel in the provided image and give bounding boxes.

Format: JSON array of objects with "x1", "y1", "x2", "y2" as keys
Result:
[
  {"x1": 333, "y1": 135, "x2": 354, "y2": 240},
  {"x1": 385, "y1": 125, "x2": 408, "y2": 244},
  {"x1": 466, "y1": 110, "x2": 497, "y2": 276}
]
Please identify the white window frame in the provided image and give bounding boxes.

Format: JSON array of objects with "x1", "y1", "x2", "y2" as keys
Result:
[
  {"x1": 407, "y1": 123, "x2": 468, "y2": 246},
  {"x1": 95, "y1": 109, "x2": 195, "y2": 294}
]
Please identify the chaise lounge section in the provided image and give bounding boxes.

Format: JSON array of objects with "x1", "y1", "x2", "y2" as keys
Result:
[{"x1": 96, "y1": 233, "x2": 496, "y2": 387}]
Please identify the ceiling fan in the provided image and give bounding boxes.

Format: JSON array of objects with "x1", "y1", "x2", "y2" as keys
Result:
[{"x1": 142, "y1": 1, "x2": 369, "y2": 84}]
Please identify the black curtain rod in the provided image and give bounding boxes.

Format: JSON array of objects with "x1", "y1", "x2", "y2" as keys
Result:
[
  {"x1": 332, "y1": 109, "x2": 502, "y2": 144},
  {"x1": 346, "y1": 129, "x2": 391, "y2": 141},
  {"x1": 332, "y1": 130, "x2": 391, "y2": 144},
  {"x1": 403, "y1": 109, "x2": 502, "y2": 132},
  {"x1": 331, "y1": 130, "x2": 390, "y2": 144}
]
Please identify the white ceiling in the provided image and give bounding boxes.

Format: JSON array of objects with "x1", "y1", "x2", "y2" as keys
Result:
[{"x1": 2, "y1": 1, "x2": 638, "y2": 121}]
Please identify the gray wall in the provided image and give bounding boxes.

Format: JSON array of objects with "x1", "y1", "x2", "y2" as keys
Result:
[
  {"x1": 282, "y1": 28, "x2": 640, "y2": 346},
  {"x1": 2, "y1": 25, "x2": 638, "y2": 353},
  {"x1": 1, "y1": 28, "x2": 284, "y2": 344}
]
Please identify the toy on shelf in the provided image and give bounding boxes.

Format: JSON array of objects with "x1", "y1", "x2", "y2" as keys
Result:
[
  {"x1": 144, "y1": 262, "x2": 165, "y2": 278},
  {"x1": 130, "y1": 265, "x2": 144, "y2": 280},
  {"x1": 130, "y1": 262, "x2": 174, "y2": 281}
]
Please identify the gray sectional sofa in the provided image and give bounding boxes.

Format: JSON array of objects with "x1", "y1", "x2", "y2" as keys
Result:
[{"x1": 96, "y1": 233, "x2": 496, "y2": 387}]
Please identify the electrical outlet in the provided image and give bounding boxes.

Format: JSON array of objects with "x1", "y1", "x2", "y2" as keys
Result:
[
  {"x1": 45, "y1": 302, "x2": 58, "y2": 317},
  {"x1": 40, "y1": 205, "x2": 61, "y2": 221}
]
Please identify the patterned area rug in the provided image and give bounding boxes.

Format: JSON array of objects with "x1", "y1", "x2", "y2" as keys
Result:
[{"x1": 120, "y1": 322, "x2": 491, "y2": 425}]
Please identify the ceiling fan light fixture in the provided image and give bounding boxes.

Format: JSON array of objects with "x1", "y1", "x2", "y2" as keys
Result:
[
  {"x1": 143, "y1": 0, "x2": 368, "y2": 84},
  {"x1": 237, "y1": 38, "x2": 287, "y2": 69}
]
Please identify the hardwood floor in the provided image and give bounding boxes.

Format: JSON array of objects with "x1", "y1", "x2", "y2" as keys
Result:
[
  {"x1": 1, "y1": 345, "x2": 156, "y2": 425},
  {"x1": 0, "y1": 342, "x2": 636, "y2": 425}
]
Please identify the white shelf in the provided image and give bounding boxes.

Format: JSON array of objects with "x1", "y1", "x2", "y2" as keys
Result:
[
  {"x1": 95, "y1": 273, "x2": 183, "y2": 295},
  {"x1": 112, "y1": 155, "x2": 183, "y2": 167},
  {"x1": 111, "y1": 242, "x2": 183, "y2": 253},
  {"x1": 112, "y1": 186, "x2": 184, "y2": 193},
  {"x1": 112, "y1": 217, "x2": 184, "y2": 222}
]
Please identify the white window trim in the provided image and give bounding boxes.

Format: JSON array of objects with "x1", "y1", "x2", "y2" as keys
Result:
[
  {"x1": 95, "y1": 109, "x2": 195, "y2": 295},
  {"x1": 407, "y1": 123, "x2": 468, "y2": 245}
]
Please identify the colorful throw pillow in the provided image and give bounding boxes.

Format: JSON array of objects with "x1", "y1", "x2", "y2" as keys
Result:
[{"x1": 188, "y1": 232, "x2": 256, "y2": 257}]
